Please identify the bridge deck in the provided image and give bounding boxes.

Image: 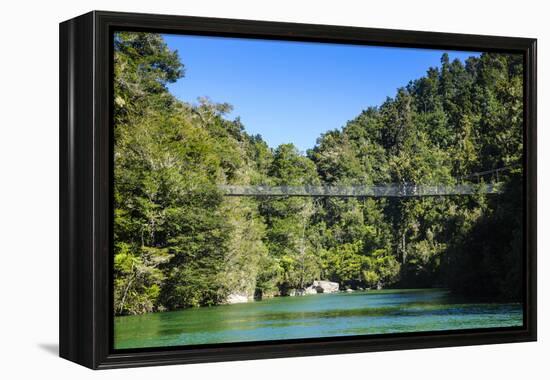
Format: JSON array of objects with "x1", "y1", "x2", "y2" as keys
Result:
[{"x1": 218, "y1": 183, "x2": 503, "y2": 197}]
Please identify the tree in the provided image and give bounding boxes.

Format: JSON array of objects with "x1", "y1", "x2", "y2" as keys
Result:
[{"x1": 259, "y1": 144, "x2": 322, "y2": 292}]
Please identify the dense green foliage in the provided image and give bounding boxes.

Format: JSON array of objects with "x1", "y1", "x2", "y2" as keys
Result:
[{"x1": 113, "y1": 32, "x2": 523, "y2": 315}]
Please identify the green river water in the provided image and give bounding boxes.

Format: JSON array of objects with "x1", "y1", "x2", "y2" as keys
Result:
[{"x1": 114, "y1": 288, "x2": 523, "y2": 349}]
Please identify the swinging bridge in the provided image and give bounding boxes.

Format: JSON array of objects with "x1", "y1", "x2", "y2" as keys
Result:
[{"x1": 219, "y1": 167, "x2": 516, "y2": 198}]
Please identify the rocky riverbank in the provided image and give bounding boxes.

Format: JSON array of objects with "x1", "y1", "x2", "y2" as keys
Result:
[{"x1": 226, "y1": 280, "x2": 341, "y2": 304}]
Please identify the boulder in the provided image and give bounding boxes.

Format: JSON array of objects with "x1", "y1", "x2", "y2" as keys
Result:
[
  {"x1": 304, "y1": 286, "x2": 318, "y2": 295},
  {"x1": 226, "y1": 293, "x2": 249, "y2": 304},
  {"x1": 288, "y1": 287, "x2": 319, "y2": 296},
  {"x1": 312, "y1": 280, "x2": 339, "y2": 294},
  {"x1": 286, "y1": 289, "x2": 298, "y2": 297},
  {"x1": 282, "y1": 281, "x2": 340, "y2": 296}
]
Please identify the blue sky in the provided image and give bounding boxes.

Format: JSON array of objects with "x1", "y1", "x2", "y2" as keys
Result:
[{"x1": 164, "y1": 34, "x2": 479, "y2": 152}]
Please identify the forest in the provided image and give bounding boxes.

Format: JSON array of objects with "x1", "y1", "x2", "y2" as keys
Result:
[{"x1": 113, "y1": 32, "x2": 524, "y2": 316}]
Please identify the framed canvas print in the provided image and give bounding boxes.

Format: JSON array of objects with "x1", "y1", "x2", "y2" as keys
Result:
[{"x1": 59, "y1": 11, "x2": 537, "y2": 369}]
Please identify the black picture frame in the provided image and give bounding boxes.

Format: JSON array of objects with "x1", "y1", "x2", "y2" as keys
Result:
[{"x1": 59, "y1": 10, "x2": 537, "y2": 369}]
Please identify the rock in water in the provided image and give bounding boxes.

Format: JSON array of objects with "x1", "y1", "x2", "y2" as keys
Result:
[
  {"x1": 226, "y1": 293, "x2": 249, "y2": 304},
  {"x1": 312, "y1": 280, "x2": 339, "y2": 293},
  {"x1": 304, "y1": 286, "x2": 318, "y2": 295}
]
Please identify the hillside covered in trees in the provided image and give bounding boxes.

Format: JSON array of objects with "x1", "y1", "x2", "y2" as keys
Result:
[{"x1": 113, "y1": 32, "x2": 523, "y2": 315}]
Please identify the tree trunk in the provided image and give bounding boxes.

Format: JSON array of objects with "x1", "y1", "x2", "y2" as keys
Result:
[{"x1": 401, "y1": 229, "x2": 407, "y2": 264}]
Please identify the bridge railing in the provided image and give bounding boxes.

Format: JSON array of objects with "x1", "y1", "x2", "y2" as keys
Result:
[{"x1": 218, "y1": 183, "x2": 503, "y2": 198}]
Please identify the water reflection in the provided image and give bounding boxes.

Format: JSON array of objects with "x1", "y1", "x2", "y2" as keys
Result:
[{"x1": 115, "y1": 289, "x2": 523, "y2": 349}]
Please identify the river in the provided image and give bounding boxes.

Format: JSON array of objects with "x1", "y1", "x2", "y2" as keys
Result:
[{"x1": 114, "y1": 288, "x2": 523, "y2": 349}]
